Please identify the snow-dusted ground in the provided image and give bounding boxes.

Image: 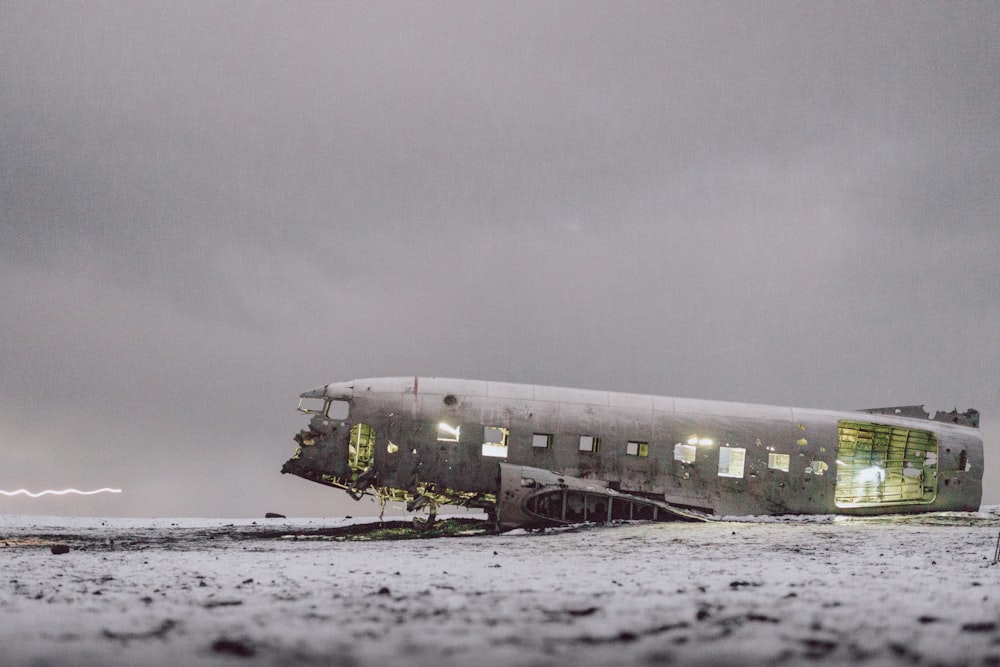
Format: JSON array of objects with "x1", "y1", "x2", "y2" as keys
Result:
[{"x1": 2, "y1": 510, "x2": 1000, "y2": 666}]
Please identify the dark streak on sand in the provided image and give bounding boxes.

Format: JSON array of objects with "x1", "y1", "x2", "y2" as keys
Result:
[{"x1": 1, "y1": 518, "x2": 494, "y2": 551}]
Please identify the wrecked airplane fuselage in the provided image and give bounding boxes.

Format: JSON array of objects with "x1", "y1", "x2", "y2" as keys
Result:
[{"x1": 281, "y1": 377, "x2": 983, "y2": 529}]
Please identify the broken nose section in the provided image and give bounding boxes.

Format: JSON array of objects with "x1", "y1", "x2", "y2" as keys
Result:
[{"x1": 280, "y1": 457, "x2": 328, "y2": 486}]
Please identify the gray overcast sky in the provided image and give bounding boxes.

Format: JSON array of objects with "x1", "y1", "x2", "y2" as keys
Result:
[{"x1": 2, "y1": 2, "x2": 998, "y2": 517}]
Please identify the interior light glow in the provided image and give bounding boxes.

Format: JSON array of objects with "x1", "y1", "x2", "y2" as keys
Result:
[
  {"x1": 437, "y1": 422, "x2": 460, "y2": 439},
  {"x1": 687, "y1": 436, "x2": 699, "y2": 445},
  {"x1": 698, "y1": 438, "x2": 714, "y2": 446},
  {"x1": 856, "y1": 465, "x2": 885, "y2": 483},
  {"x1": 0, "y1": 488, "x2": 122, "y2": 498}
]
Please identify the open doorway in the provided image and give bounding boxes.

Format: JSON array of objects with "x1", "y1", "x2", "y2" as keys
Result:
[
  {"x1": 349, "y1": 423, "x2": 376, "y2": 480},
  {"x1": 834, "y1": 420, "x2": 937, "y2": 507}
]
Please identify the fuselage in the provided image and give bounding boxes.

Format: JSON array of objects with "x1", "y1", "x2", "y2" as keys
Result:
[{"x1": 282, "y1": 377, "x2": 983, "y2": 519}]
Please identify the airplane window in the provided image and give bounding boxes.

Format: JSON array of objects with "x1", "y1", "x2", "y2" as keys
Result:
[
  {"x1": 437, "y1": 422, "x2": 461, "y2": 442},
  {"x1": 532, "y1": 433, "x2": 552, "y2": 449},
  {"x1": 484, "y1": 427, "x2": 504, "y2": 444},
  {"x1": 579, "y1": 436, "x2": 600, "y2": 453},
  {"x1": 674, "y1": 443, "x2": 696, "y2": 463},
  {"x1": 768, "y1": 453, "x2": 790, "y2": 472},
  {"x1": 718, "y1": 446, "x2": 746, "y2": 478},
  {"x1": 626, "y1": 441, "x2": 649, "y2": 457},
  {"x1": 482, "y1": 426, "x2": 509, "y2": 458}
]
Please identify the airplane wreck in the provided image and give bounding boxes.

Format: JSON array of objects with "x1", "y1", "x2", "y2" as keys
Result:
[{"x1": 281, "y1": 377, "x2": 983, "y2": 529}]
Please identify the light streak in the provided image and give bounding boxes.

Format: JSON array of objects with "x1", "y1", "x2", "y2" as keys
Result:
[{"x1": 0, "y1": 488, "x2": 122, "y2": 498}]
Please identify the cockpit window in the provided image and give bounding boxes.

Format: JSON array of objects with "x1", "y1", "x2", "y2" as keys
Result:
[
  {"x1": 328, "y1": 400, "x2": 350, "y2": 420},
  {"x1": 297, "y1": 397, "x2": 327, "y2": 414},
  {"x1": 296, "y1": 398, "x2": 350, "y2": 420}
]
